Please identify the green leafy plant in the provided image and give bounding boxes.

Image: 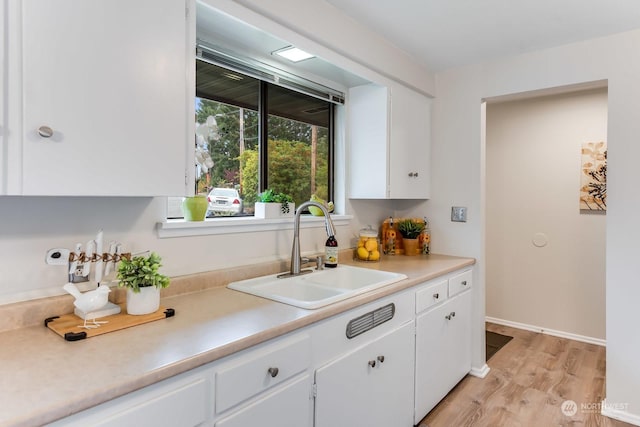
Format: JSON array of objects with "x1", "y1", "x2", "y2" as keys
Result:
[
  {"x1": 258, "y1": 189, "x2": 294, "y2": 214},
  {"x1": 117, "y1": 252, "x2": 170, "y2": 293},
  {"x1": 397, "y1": 219, "x2": 425, "y2": 239}
]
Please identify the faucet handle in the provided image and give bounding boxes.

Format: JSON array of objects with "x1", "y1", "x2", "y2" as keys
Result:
[{"x1": 301, "y1": 256, "x2": 325, "y2": 270}]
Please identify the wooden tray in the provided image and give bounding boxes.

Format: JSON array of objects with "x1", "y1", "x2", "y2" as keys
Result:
[{"x1": 45, "y1": 305, "x2": 175, "y2": 341}]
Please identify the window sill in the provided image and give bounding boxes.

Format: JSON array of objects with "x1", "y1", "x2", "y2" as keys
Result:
[{"x1": 157, "y1": 214, "x2": 353, "y2": 238}]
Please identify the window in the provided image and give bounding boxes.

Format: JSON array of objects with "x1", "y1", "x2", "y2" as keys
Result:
[{"x1": 187, "y1": 58, "x2": 334, "y2": 218}]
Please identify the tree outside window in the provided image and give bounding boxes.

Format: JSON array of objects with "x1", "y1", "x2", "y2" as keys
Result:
[{"x1": 194, "y1": 59, "x2": 332, "y2": 216}]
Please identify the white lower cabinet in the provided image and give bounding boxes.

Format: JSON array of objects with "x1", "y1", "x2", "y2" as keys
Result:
[
  {"x1": 414, "y1": 273, "x2": 473, "y2": 424},
  {"x1": 50, "y1": 267, "x2": 475, "y2": 427},
  {"x1": 215, "y1": 374, "x2": 311, "y2": 427},
  {"x1": 47, "y1": 371, "x2": 210, "y2": 427},
  {"x1": 314, "y1": 321, "x2": 415, "y2": 427},
  {"x1": 213, "y1": 332, "x2": 312, "y2": 427}
]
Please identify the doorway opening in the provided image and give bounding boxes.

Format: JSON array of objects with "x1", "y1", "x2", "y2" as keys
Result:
[{"x1": 483, "y1": 82, "x2": 608, "y2": 344}]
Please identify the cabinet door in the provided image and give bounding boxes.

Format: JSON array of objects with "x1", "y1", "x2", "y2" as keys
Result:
[
  {"x1": 48, "y1": 374, "x2": 209, "y2": 427},
  {"x1": 348, "y1": 84, "x2": 390, "y2": 199},
  {"x1": 315, "y1": 321, "x2": 414, "y2": 427},
  {"x1": 414, "y1": 290, "x2": 471, "y2": 423},
  {"x1": 20, "y1": 0, "x2": 188, "y2": 196},
  {"x1": 388, "y1": 83, "x2": 431, "y2": 199},
  {"x1": 0, "y1": 1, "x2": 5, "y2": 194},
  {"x1": 215, "y1": 374, "x2": 311, "y2": 427}
]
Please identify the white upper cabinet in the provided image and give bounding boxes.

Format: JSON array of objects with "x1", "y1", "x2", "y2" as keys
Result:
[
  {"x1": 9, "y1": 0, "x2": 190, "y2": 196},
  {"x1": 348, "y1": 82, "x2": 431, "y2": 199},
  {"x1": 0, "y1": 2, "x2": 5, "y2": 194}
]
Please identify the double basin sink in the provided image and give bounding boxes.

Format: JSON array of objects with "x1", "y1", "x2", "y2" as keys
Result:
[{"x1": 228, "y1": 264, "x2": 408, "y2": 309}]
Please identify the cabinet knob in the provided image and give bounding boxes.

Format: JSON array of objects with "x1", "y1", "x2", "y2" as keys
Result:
[
  {"x1": 461, "y1": 280, "x2": 467, "y2": 286},
  {"x1": 267, "y1": 367, "x2": 279, "y2": 378},
  {"x1": 38, "y1": 126, "x2": 54, "y2": 138},
  {"x1": 377, "y1": 355, "x2": 385, "y2": 363},
  {"x1": 433, "y1": 293, "x2": 439, "y2": 299},
  {"x1": 368, "y1": 360, "x2": 376, "y2": 368}
]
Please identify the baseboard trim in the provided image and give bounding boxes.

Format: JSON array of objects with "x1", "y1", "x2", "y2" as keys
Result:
[
  {"x1": 601, "y1": 399, "x2": 640, "y2": 426},
  {"x1": 469, "y1": 364, "x2": 490, "y2": 378},
  {"x1": 485, "y1": 316, "x2": 606, "y2": 347}
]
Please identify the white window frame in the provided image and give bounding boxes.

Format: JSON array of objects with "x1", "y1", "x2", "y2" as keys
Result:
[{"x1": 157, "y1": 214, "x2": 352, "y2": 238}]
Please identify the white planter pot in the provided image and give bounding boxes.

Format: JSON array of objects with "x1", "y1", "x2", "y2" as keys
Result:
[
  {"x1": 126, "y1": 286, "x2": 160, "y2": 315},
  {"x1": 254, "y1": 202, "x2": 295, "y2": 218}
]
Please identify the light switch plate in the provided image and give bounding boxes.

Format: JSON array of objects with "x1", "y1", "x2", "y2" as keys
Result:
[{"x1": 451, "y1": 206, "x2": 467, "y2": 222}]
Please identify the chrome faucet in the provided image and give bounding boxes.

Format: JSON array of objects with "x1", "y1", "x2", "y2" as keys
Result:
[{"x1": 279, "y1": 201, "x2": 336, "y2": 278}]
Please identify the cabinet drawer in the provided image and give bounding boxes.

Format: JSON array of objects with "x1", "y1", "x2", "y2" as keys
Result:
[
  {"x1": 215, "y1": 333, "x2": 311, "y2": 413},
  {"x1": 416, "y1": 279, "x2": 448, "y2": 313},
  {"x1": 448, "y1": 270, "x2": 472, "y2": 296},
  {"x1": 49, "y1": 374, "x2": 209, "y2": 427},
  {"x1": 215, "y1": 374, "x2": 311, "y2": 427}
]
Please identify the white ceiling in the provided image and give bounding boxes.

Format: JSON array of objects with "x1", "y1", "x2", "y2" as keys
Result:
[{"x1": 325, "y1": 0, "x2": 640, "y2": 71}]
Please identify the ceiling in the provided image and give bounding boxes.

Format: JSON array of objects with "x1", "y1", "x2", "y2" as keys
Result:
[{"x1": 325, "y1": 0, "x2": 640, "y2": 71}]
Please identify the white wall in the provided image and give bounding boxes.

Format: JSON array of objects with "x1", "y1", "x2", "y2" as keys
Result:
[
  {"x1": 0, "y1": 1, "x2": 432, "y2": 304},
  {"x1": 0, "y1": 196, "x2": 348, "y2": 302},
  {"x1": 432, "y1": 29, "x2": 640, "y2": 423},
  {"x1": 486, "y1": 89, "x2": 607, "y2": 341}
]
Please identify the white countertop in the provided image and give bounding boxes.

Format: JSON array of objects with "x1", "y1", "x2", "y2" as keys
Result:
[{"x1": 0, "y1": 254, "x2": 474, "y2": 427}]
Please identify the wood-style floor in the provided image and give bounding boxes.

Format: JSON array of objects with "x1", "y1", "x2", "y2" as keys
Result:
[{"x1": 417, "y1": 323, "x2": 633, "y2": 427}]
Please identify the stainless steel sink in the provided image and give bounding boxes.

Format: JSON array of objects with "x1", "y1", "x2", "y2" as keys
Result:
[{"x1": 227, "y1": 264, "x2": 407, "y2": 309}]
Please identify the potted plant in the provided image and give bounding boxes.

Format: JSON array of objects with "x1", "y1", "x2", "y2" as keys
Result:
[
  {"x1": 117, "y1": 252, "x2": 170, "y2": 315},
  {"x1": 183, "y1": 120, "x2": 217, "y2": 221},
  {"x1": 397, "y1": 219, "x2": 425, "y2": 256},
  {"x1": 255, "y1": 189, "x2": 295, "y2": 218}
]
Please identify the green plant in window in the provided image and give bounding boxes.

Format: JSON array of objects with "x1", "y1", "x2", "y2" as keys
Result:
[{"x1": 258, "y1": 189, "x2": 294, "y2": 214}]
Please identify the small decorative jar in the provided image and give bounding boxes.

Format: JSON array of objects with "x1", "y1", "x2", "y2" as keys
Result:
[
  {"x1": 420, "y1": 221, "x2": 431, "y2": 255},
  {"x1": 356, "y1": 225, "x2": 380, "y2": 262}
]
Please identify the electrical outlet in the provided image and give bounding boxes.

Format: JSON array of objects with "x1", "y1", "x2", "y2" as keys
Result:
[
  {"x1": 451, "y1": 206, "x2": 467, "y2": 222},
  {"x1": 45, "y1": 248, "x2": 70, "y2": 266},
  {"x1": 69, "y1": 270, "x2": 89, "y2": 283}
]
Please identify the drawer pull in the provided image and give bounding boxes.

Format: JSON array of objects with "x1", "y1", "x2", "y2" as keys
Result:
[
  {"x1": 267, "y1": 367, "x2": 279, "y2": 378},
  {"x1": 461, "y1": 280, "x2": 467, "y2": 286},
  {"x1": 377, "y1": 355, "x2": 385, "y2": 363},
  {"x1": 445, "y1": 312, "x2": 456, "y2": 320},
  {"x1": 368, "y1": 360, "x2": 376, "y2": 368},
  {"x1": 433, "y1": 293, "x2": 439, "y2": 299},
  {"x1": 38, "y1": 126, "x2": 54, "y2": 138}
]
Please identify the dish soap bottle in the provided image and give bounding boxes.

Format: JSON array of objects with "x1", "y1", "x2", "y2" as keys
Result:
[{"x1": 325, "y1": 236, "x2": 338, "y2": 268}]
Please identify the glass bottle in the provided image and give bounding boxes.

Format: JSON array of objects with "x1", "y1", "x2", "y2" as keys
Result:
[{"x1": 325, "y1": 236, "x2": 338, "y2": 268}]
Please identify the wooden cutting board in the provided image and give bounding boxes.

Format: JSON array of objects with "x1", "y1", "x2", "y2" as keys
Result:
[{"x1": 45, "y1": 305, "x2": 175, "y2": 341}]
